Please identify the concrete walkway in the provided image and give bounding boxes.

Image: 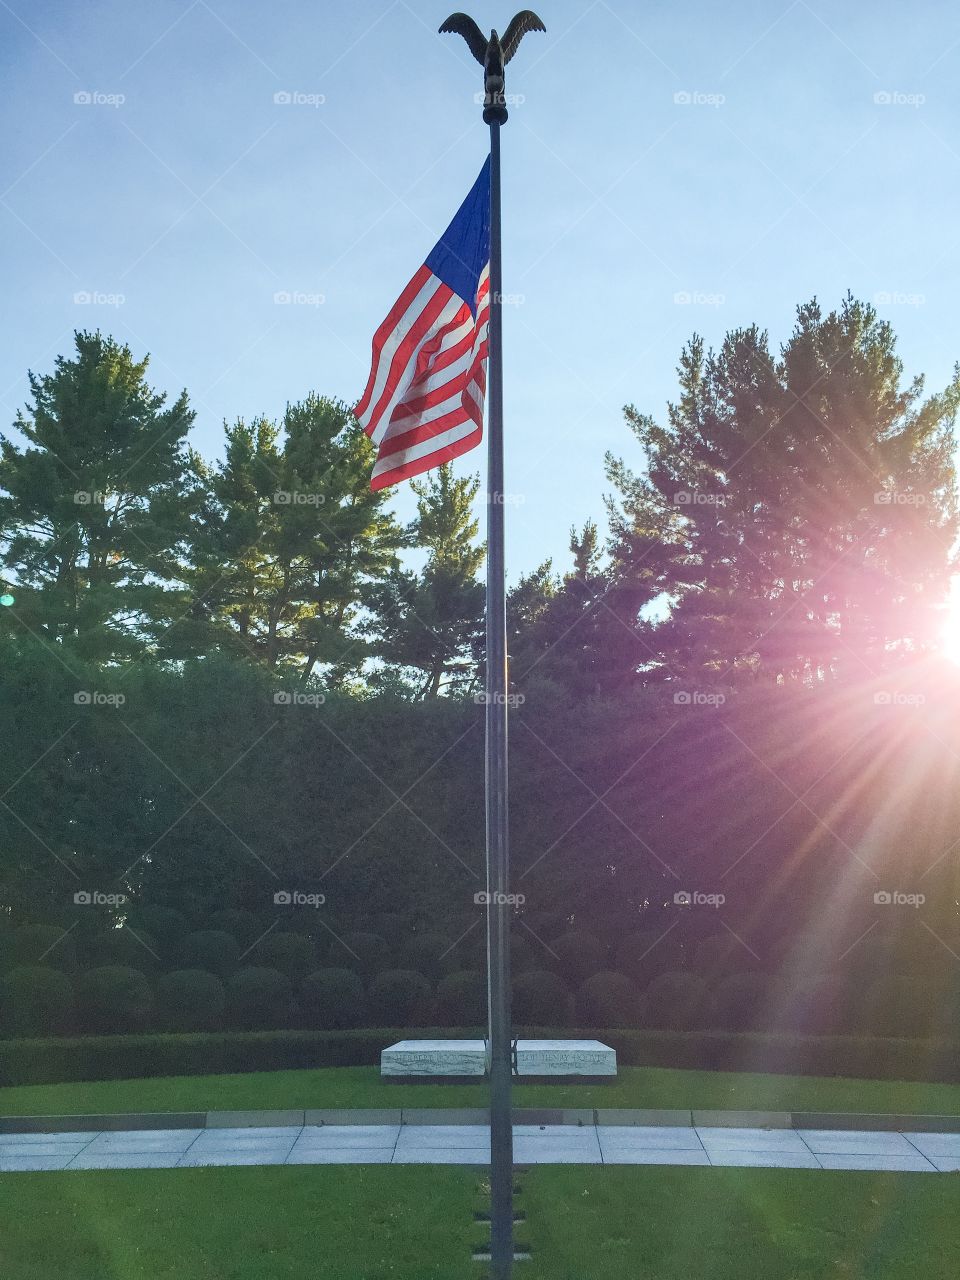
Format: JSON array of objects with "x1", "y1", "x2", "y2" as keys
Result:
[{"x1": 2, "y1": 1123, "x2": 959, "y2": 1173}]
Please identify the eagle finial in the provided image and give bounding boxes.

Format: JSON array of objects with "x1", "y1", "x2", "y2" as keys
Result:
[{"x1": 440, "y1": 11, "x2": 546, "y2": 123}]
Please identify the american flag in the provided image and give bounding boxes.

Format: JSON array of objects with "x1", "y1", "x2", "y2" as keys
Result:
[{"x1": 355, "y1": 159, "x2": 491, "y2": 491}]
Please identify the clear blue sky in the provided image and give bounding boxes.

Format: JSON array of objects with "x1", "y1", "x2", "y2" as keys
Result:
[{"x1": 3, "y1": 0, "x2": 959, "y2": 580}]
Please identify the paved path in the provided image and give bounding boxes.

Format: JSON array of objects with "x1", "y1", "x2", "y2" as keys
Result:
[{"x1": 2, "y1": 1124, "x2": 959, "y2": 1172}]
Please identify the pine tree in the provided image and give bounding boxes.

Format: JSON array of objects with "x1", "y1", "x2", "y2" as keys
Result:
[
  {"x1": 368, "y1": 464, "x2": 485, "y2": 698},
  {"x1": 182, "y1": 395, "x2": 402, "y2": 678},
  {"x1": 606, "y1": 296, "x2": 960, "y2": 683},
  {"x1": 0, "y1": 332, "x2": 196, "y2": 659}
]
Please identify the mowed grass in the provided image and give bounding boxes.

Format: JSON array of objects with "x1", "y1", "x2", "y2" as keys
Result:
[
  {"x1": 2, "y1": 1064, "x2": 960, "y2": 1117},
  {"x1": 0, "y1": 1165, "x2": 956, "y2": 1279}
]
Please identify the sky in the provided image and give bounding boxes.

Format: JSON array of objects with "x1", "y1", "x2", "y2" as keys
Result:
[{"x1": 2, "y1": 0, "x2": 960, "y2": 582}]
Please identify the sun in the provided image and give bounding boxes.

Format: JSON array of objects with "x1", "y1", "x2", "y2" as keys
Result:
[{"x1": 939, "y1": 577, "x2": 960, "y2": 663}]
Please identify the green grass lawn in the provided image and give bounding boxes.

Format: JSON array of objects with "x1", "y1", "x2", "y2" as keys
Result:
[
  {"x1": 0, "y1": 1165, "x2": 955, "y2": 1279},
  {"x1": 2, "y1": 1064, "x2": 960, "y2": 1117}
]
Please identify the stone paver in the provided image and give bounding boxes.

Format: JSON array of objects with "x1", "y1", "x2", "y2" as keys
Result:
[{"x1": 0, "y1": 1121, "x2": 952, "y2": 1172}]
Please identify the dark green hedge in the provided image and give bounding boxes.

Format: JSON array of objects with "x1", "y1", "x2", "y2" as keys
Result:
[{"x1": 2, "y1": 1025, "x2": 960, "y2": 1088}]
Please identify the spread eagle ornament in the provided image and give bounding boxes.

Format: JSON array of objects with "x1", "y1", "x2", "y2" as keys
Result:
[{"x1": 439, "y1": 11, "x2": 546, "y2": 122}]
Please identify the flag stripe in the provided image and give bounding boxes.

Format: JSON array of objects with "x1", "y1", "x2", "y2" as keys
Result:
[{"x1": 356, "y1": 161, "x2": 491, "y2": 489}]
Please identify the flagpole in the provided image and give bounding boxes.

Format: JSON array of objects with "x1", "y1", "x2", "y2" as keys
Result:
[{"x1": 484, "y1": 105, "x2": 513, "y2": 1279}]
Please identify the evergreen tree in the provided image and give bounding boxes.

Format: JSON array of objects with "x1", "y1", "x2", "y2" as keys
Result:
[
  {"x1": 368, "y1": 464, "x2": 485, "y2": 698},
  {"x1": 0, "y1": 332, "x2": 196, "y2": 659},
  {"x1": 606, "y1": 296, "x2": 960, "y2": 683}
]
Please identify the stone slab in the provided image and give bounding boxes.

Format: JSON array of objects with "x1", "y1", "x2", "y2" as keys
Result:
[
  {"x1": 801, "y1": 1130, "x2": 916, "y2": 1156},
  {"x1": 287, "y1": 1147, "x2": 395, "y2": 1164},
  {"x1": 0, "y1": 1112, "x2": 203, "y2": 1133},
  {"x1": 69, "y1": 1151, "x2": 183, "y2": 1170},
  {"x1": 693, "y1": 1110, "x2": 793, "y2": 1129},
  {"x1": 514, "y1": 1040, "x2": 616, "y2": 1077},
  {"x1": 381, "y1": 1040, "x2": 487, "y2": 1077},
  {"x1": 596, "y1": 1109, "x2": 693, "y2": 1127},
  {"x1": 707, "y1": 1149, "x2": 821, "y2": 1169},
  {"x1": 602, "y1": 1148, "x2": 711, "y2": 1166},
  {"x1": 207, "y1": 1110, "x2": 304, "y2": 1128},
  {"x1": 305, "y1": 1109, "x2": 401, "y2": 1127},
  {"x1": 792, "y1": 1111, "x2": 960, "y2": 1133},
  {"x1": 401, "y1": 1108, "x2": 489, "y2": 1125},
  {"x1": 903, "y1": 1133, "x2": 960, "y2": 1158},
  {"x1": 597, "y1": 1126, "x2": 703, "y2": 1151},
  {"x1": 381, "y1": 1038, "x2": 616, "y2": 1078},
  {"x1": 816, "y1": 1153, "x2": 935, "y2": 1172}
]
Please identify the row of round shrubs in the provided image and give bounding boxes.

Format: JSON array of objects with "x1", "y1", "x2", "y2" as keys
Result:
[
  {"x1": 3, "y1": 916, "x2": 948, "y2": 989},
  {"x1": 2, "y1": 961, "x2": 955, "y2": 1040}
]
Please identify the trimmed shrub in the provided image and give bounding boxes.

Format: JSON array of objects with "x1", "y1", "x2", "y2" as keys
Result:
[
  {"x1": 366, "y1": 970, "x2": 433, "y2": 1025},
  {"x1": 691, "y1": 933, "x2": 760, "y2": 978},
  {"x1": 575, "y1": 971, "x2": 643, "y2": 1027},
  {"x1": 9, "y1": 924, "x2": 77, "y2": 972},
  {"x1": 644, "y1": 972, "x2": 707, "y2": 1031},
  {"x1": 124, "y1": 906, "x2": 189, "y2": 947},
  {"x1": 336, "y1": 932, "x2": 392, "y2": 975},
  {"x1": 226, "y1": 968, "x2": 293, "y2": 1030},
  {"x1": 256, "y1": 932, "x2": 316, "y2": 978},
  {"x1": 614, "y1": 929, "x2": 679, "y2": 984},
  {"x1": 176, "y1": 931, "x2": 241, "y2": 978},
  {"x1": 207, "y1": 909, "x2": 264, "y2": 946},
  {"x1": 154, "y1": 970, "x2": 225, "y2": 1032},
  {"x1": 859, "y1": 975, "x2": 934, "y2": 1037},
  {"x1": 512, "y1": 970, "x2": 572, "y2": 1026},
  {"x1": 0, "y1": 966, "x2": 74, "y2": 1036},
  {"x1": 83, "y1": 929, "x2": 159, "y2": 972},
  {"x1": 777, "y1": 974, "x2": 851, "y2": 1036},
  {"x1": 77, "y1": 966, "x2": 152, "y2": 1033},
  {"x1": 299, "y1": 969, "x2": 366, "y2": 1030},
  {"x1": 4, "y1": 1026, "x2": 960, "y2": 1088},
  {"x1": 436, "y1": 970, "x2": 485, "y2": 1026},
  {"x1": 707, "y1": 974, "x2": 769, "y2": 1031},
  {"x1": 398, "y1": 933, "x2": 454, "y2": 980},
  {"x1": 548, "y1": 932, "x2": 605, "y2": 985}
]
